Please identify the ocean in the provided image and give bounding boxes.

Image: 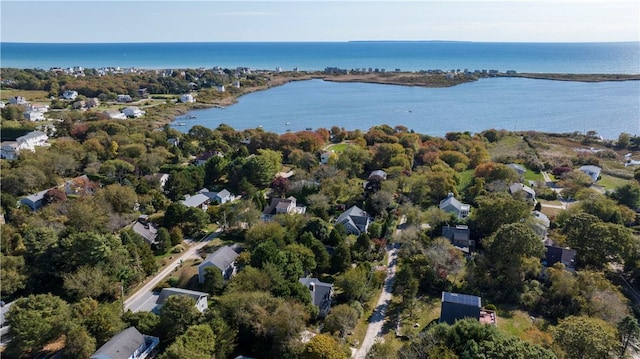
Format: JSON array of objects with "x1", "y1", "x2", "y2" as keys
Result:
[
  {"x1": 1, "y1": 42, "x2": 639, "y2": 138},
  {"x1": 1, "y1": 41, "x2": 639, "y2": 73}
]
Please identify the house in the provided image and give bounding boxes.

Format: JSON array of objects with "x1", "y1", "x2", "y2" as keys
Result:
[
  {"x1": 122, "y1": 106, "x2": 145, "y2": 118},
  {"x1": 262, "y1": 196, "x2": 306, "y2": 219},
  {"x1": 25, "y1": 103, "x2": 49, "y2": 113},
  {"x1": 508, "y1": 163, "x2": 526, "y2": 175},
  {"x1": 155, "y1": 287, "x2": 209, "y2": 313},
  {"x1": 579, "y1": 165, "x2": 602, "y2": 182},
  {"x1": 439, "y1": 292, "x2": 496, "y2": 326},
  {"x1": 509, "y1": 183, "x2": 536, "y2": 202},
  {"x1": 9, "y1": 96, "x2": 27, "y2": 105},
  {"x1": 19, "y1": 189, "x2": 49, "y2": 211},
  {"x1": 62, "y1": 90, "x2": 78, "y2": 100},
  {"x1": 167, "y1": 138, "x2": 179, "y2": 147},
  {"x1": 16, "y1": 130, "x2": 48, "y2": 150},
  {"x1": 530, "y1": 210, "x2": 550, "y2": 238},
  {"x1": 368, "y1": 170, "x2": 388, "y2": 180},
  {"x1": 103, "y1": 110, "x2": 127, "y2": 120},
  {"x1": 181, "y1": 193, "x2": 210, "y2": 210},
  {"x1": 299, "y1": 277, "x2": 334, "y2": 317},
  {"x1": 335, "y1": 205, "x2": 372, "y2": 235},
  {"x1": 194, "y1": 150, "x2": 222, "y2": 166},
  {"x1": 543, "y1": 245, "x2": 577, "y2": 269},
  {"x1": 90, "y1": 327, "x2": 159, "y2": 359},
  {"x1": 203, "y1": 188, "x2": 234, "y2": 204},
  {"x1": 0, "y1": 102, "x2": 4, "y2": 108},
  {"x1": 137, "y1": 88, "x2": 149, "y2": 98},
  {"x1": 198, "y1": 246, "x2": 240, "y2": 283},
  {"x1": 132, "y1": 216, "x2": 159, "y2": 245},
  {"x1": 117, "y1": 94, "x2": 133, "y2": 103},
  {"x1": 64, "y1": 175, "x2": 98, "y2": 195},
  {"x1": 320, "y1": 151, "x2": 334, "y2": 165},
  {"x1": 232, "y1": 80, "x2": 241, "y2": 88},
  {"x1": 0, "y1": 142, "x2": 20, "y2": 160},
  {"x1": 23, "y1": 110, "x2": 45, "y2": 121},
  {"x1": 441, "y1": 225, "x2": 474, "y2": 249},
  {"x1": 86, "y1": 97, "x2": 100, "y2": 108},
  {"x1": 439, "y1": 193, "x2": 470, "y2": 219},
  {"x1": 179, "y1": 94, "x2": 196, "y2": 103},
  {"x1": 216, "y1": 85, "x2": 225, "y2": 92},
  {"x1": 143, "y1": 173, "x2": 170, "y2": 189}
]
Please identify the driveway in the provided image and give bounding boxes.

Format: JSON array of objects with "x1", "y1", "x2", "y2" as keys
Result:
[{"x1": 123, "y1": 230, "x2": 220, "y2": 312}]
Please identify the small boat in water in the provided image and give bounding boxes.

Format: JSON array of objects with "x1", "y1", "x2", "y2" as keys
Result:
[
  {"x1": 187, "y1": 115, "x2": 197, "y2": 119},
  {"x1": 174, "y1": 122, "x2": 187, "y2": 126},
  {"x1": 285, "y1": 122, "x2": 291, "y2": 125}
]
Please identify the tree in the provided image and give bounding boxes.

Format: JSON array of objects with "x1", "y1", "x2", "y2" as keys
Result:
[
  {"x1": 0, "y1": 253, "x2": 27, "y2": 297},
  {"x1": 182, "y1": 207, "x2": 210, "y2": 237},
  {"x1": 270, "y1": 176, "x2": 291, "y2": 198},
  {"x1": 553, "y1": 316, "x2": 618, "y2": 359},
  {"x1": 155, "y1": 227, "x2": 172, "y2": 255},
  {"x1": 72, "y1": 299, "x2": 126, "y2": 346},
  {"x1": 62, "y1": 323, "x2": 96, "y2": 359},
  {"x1": 323, "y1": 304, "x2": 359, "y2": 338},
  {"x1": 164, "y1": 202, "x2": 187, "y2": 228},
  {"x1": 159, "y1": 324, "x2": 216, "y2": 359},
  {"x1": 472, "y1": 192, "x2": 531, "y2": 237},
  {"x1": 203, "y1": 266, "x2": 224, "y2": 295},
  {"x1": 331, "y1": 241, "x2": 352, "y2": 273},
  {"x1": 159, "y1": 295, "x2": 202, "y2": 341},
  {"x1": 204, "y1": 155, "x2": 228, "y2": 185},
  {"x1": 63, "y1": 265, "x2": 115, "y2": 300},
  {"x1": 5, "y1": 294, "x2": 70, "y2": 356},
  {"x1": 611, "y1": 182, "x2": 640, "y2": 209},
  {"x1": 618, "y1": 316, "x2": 640, "y2": 359},
  {"x1": 302, "y1": 334, "x2": 348, "y2": 359},
  {"x1": 335, "y1": 265, "x2": 370, "y2": 303},
  {"x1": 97, "y1": 184, "x2": 138, "y2": 213}
]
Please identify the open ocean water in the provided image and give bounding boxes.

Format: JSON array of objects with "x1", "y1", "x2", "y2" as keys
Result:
[{"x1": 1, "y1": 41, "x2": 639, "y2": 138}]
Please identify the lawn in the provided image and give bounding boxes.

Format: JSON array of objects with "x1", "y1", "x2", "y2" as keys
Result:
[
  {"x1": 327, "y1": 142, "x2": 352, "y2": 153},
  {"x1": 487, "y1": 135, "x2": 527, "y2": 160},
  {"x1": 596, "y1": 174, "x2": 632, "y2": 191},
  {"x1": 524, "y1": 169, "x2": 543, "y2": 182},
  {"x1": 1, "y1": 89, "x2": 50, "y2": 102},
  {"x1": 456, "y1": 169, "x2": 475, "y2": 192}
]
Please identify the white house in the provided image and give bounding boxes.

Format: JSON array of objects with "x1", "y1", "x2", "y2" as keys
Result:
[
  {"x1": 23, "y1": 110, "x2": 45, "y2": 122},
  {"x1": 216, "y1": 85, "x2": 225, "y2": 92},
  {"x1": 62, "y1": 90, "x2": 78, "y2": 100},
  {"x1": 122, "y1": 106, "x2": 145, "y2": 118},
  {"x1": 181, "y1": 193, "x2": 210, "y2": 210},
  {"x1": 262, "y1": 196, "x2": 306, "y2": 220},
  {"x1": 0, "y1": 142, "x2": 20, "y2": 160},
  {"x1": 103, "y1": 110, "x2": 127, "y2": 120},
  {"x1": 16, "y1": 131, "x2": 48, "y2": 151},
  {"x1": 179, "y1": 94, "x2": 196, "y2": 103},
  {"x1": 155, "y1": 288, "x2": 209, "y2": 313}
]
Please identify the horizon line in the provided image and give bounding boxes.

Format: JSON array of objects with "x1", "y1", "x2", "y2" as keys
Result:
[{"x1": 2, "y1": 40, "x2": 639, "y2": 45}]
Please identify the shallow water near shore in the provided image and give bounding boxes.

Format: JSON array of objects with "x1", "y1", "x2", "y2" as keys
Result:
[{"x1": 174, "y1": 78, "x2": 640, "y2": 139}]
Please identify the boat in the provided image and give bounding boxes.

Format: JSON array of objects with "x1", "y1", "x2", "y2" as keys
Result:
[
  {"x1": 174, "y1": 122, "x2": 187, "y2": 126},
  {"x1": 187, "y1": 114, "x2": 197, "y2": 119},
  {"x1": 306, "y1": 127, "x2": 312, "y2": 131},
  {"x1": 285, "y1": 122, "x2": 291, "y2": 125}
]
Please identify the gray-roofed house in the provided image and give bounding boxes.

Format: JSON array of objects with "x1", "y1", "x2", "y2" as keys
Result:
[
  {"x1": 299, "y1": 277, "x2": 334, "y2": 317},
  {"x1": 132, "y1": 216, "x2": 159, "y2": 246},
  {"x1": 531, "y1": 210, "x2": 551, "y2": 238},
  {"x1": 509, "y1": 183, "x2": 536, "y2": 202},
  {"x1": 19, "y1": 189, "x2": 50, "y2": 211},
  {"x1": 262, "y1": 196, "x2": 306, "y2": 220},
  {"x1": 91, "y1": 326, "x2": 159, "y2": 359},
  {"x1": 154, "y1": 287, "x2": 209, "y2": 313},
  {"x1": 198, "y1": 188, "x2": 235, "y2": 205},
  {"x1": 441, "y1": 225, "x2": 474, "y2": 250},
  {"x1": 181, "y1": 193, "x2": 210, "y2": 210},
  {"x1": 439, "y1": 292, "x2": 496, "y2": 326},
  {"x1": 543, "y1": 245, "x2": 577, "y2": 269},
  {"x1": 507, "y1": 163, "x2": 526, "y2": 176},
  {"x1": 198, "y1": 246, "x2": 240, "y2": 283},
  {"x1": 578, "y1": 165, "x2": 602, "y2": 182},
  {"x1": 335, "y1": 205, "x2": 373, "y2": 235},
  {"x1": 368, "y1": 170, "x2": 387, "y2": 180},
  {"x1": 439, "y1": 193, "x2": 470, "y2": 219}
]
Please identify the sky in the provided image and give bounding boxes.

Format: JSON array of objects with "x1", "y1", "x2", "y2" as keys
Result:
[{"x1": 1, "y1": 1, "x2": 638, "y2": 43}]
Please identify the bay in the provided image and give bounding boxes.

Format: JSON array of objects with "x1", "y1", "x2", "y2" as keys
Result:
[{"x1": 173, "y1": 78, "x2": 640, "y2": 140}]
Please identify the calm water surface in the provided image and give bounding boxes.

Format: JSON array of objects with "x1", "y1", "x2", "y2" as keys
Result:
[{"x1": 174, "y1": 78, "x2": 640, "y2": 139}]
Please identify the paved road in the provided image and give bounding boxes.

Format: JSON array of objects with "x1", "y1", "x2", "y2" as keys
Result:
[{"x1": 124, "y1": 230, "x2": 220, "y2": 312}]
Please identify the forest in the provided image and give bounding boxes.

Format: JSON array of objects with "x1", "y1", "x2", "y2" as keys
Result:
[{"x1": 1, "y1": 68, "x2": 640, "y2": 359}]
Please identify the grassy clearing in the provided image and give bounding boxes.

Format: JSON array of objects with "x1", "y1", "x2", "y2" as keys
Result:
[
  {"x1": 488, "y1": 135, "x2": 527, "y2": 160},
  {"x1": 596, "y1": 174, "x2": 632, "y2": 190},
  {"x1": 524, "y1": 169, "x2": 543, "y2": 182},
  {"x1": 327, "y1": 142, "x2": 352, "y2": 153},
  {"x1": 456, "y1": 169, "x2": 475, "y2": 192},
  {"x1": 1, "y1": 89, "x2": 50, "y2": 102}
]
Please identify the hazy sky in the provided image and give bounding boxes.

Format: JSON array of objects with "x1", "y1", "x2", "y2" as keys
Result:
[{"x1": 1, "y1": 1, "x2": 638, "y2": 43}]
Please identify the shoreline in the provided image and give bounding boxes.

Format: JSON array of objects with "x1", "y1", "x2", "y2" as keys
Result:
[{"x1": 179, "y1": 71, "x2": 640, "y2": 126}]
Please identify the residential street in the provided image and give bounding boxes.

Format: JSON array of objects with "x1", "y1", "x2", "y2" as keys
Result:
[{"x1": 123, "y1": 230, "x2": 220, "y2": 312}]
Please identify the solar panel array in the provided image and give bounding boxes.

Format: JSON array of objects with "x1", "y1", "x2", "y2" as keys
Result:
[{"x1": 442, "y1": 292, "x2": 481, "y2": 307}]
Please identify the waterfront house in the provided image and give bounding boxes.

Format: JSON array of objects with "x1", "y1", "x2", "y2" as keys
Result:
[
  {"x1": 198, "y1": 246, "x2": 240, "y2": 283},
  {"x1": 439, "y1": 193, "x2": 470, "y2": 219},
  {"x1": 180, "y1": 94, "x2": 196, "y2": 103}
]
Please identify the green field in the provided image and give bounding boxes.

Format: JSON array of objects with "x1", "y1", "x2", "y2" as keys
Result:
[{"x1": 326, "y1": 142, "x2": 352, "y2": 153}]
